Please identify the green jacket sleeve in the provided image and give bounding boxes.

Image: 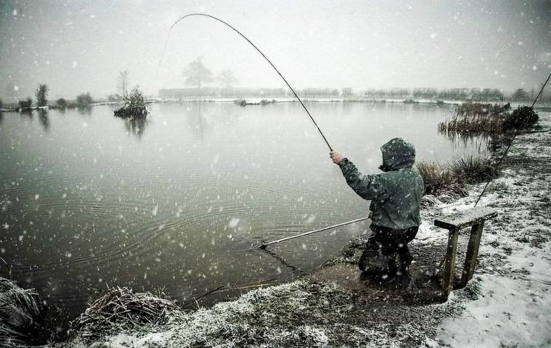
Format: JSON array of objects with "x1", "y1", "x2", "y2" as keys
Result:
[{"x1": 338, "y1": 159, "x2": 387, "y2": 201}]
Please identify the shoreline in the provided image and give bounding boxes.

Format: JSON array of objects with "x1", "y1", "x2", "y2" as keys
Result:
[{"x1": 3, "y1": 98, "x2": 550, "y2": 113}]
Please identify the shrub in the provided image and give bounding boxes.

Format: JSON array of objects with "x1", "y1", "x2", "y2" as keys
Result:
[
  {"x1": 76, "y1": 93, "x2": 94, "y2": 108},
  {"x1": 260, "y1": 99, "x2": 276, "y2": 106},
  {"x1": 114, "y1": 86, "x2": 148, "y2": 119},
  {"x1": 56, "y1": 98, "x2": 68, "y2": 109},
  {"x1": 18, "y1": 97, "x2": 33, "y2": 110},
  {"x1": 503, "y1": 106, "x2": 538, "y2": 130},
  {"x1": 234, "y1": 99, "x2": 247, "y2": 107}
]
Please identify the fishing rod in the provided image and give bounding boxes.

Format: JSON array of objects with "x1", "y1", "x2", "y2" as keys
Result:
[
  {"x1": 159, "y1": 13, "x2": 333, "y2": 151},
  {"x1": 259, "y1": 216, "x2": 370, "y2": 249},
  {"x1": 474, "y1": 70, "x2": 551, "y2": 206}
]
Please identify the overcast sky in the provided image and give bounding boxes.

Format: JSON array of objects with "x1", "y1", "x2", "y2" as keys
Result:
[{"x1": 1, "y1": 0, "x2": 550, "y2": 100}]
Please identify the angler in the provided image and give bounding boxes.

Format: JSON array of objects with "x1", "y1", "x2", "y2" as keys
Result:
[{"x1": 330, "y1": 138, "x2": 424, "y2": 281}]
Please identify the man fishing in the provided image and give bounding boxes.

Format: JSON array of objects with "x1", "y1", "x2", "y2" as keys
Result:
[{"x1": 330, "y1": 138, "x2": 424, "y2": 280}]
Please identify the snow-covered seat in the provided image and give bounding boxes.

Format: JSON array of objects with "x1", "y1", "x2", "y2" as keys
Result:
[{"x1": 434, "y1": 206, "x2": 498, "y2": 298}]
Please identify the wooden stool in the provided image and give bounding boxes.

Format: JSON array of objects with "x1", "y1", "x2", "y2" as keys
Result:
[{"x1": 434, "y1": 206, "x2": 498, "y2": 297}]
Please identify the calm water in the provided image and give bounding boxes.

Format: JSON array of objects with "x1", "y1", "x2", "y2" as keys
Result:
[{"x1": 0, "y1": 102, "x2": 488, "y2": 319}]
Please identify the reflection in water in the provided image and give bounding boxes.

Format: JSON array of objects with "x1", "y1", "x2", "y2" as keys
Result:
[
  {"x1": 38, "y1": 110, "x2": 50, "y2": 132},
  {"x1": 438, "y1": 128, "x2": 492, "y2": 155},
  {"x1": 20, "y1": 109, "x2": 33, "y2": 119},
  {"x1": 0, "y1": 111, "x2": 3, "y2": 124},
  {"x1": 124, "y1": 118, "x2": 148, "y2": 139},
  {"x1": 186, "y1": 102, "x2": 210, "y2": 140},
  {"x1": 77, "y1": 106, "x2": 92, "y2": 116}
]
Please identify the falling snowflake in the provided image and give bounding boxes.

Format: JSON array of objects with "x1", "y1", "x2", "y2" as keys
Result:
[{"x1": 228, "y1": 218, "x2": 239, "y2": 228}]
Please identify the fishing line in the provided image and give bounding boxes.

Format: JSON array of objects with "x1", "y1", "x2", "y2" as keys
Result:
[
  {"x1": 158, "y1": 13, "x2": 333, "y2": 151},
  {"x1": 474, "y1": 70, "x2": 551, "y2": 206}
]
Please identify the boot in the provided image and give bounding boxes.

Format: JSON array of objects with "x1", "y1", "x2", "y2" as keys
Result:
[
  {"x1": 359, "y1": 248, "x2": 393, "y2": 276},
  {"x1": 396, "y1": 247, "x2": 413, "y2": 276}
]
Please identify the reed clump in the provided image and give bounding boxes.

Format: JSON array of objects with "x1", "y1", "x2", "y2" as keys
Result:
[
  {"x1": 416, "y1": 156, "x2": 497, "y2": 196},
  {"x1": 68, "y1": 286, "x2": 178, "y2": 341},
  {"x1": 439, "y1": 103, "x2": 539, "y2": 133},
  {"x1": 438, "y1": 102, "x2": 511, "y2": 133},
  {"x1": 0, "y1": 278, "x2": 48, "y2": 348}
]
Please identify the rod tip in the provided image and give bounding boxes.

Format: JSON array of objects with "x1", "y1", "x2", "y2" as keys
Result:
[{"x1": 259, "y1": 243, "x2": 267, "y2": 249}]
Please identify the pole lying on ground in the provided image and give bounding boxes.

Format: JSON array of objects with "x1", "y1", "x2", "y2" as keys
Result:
[{"x1": 259, "y1": 216, "x2": 370, "y2": 249}]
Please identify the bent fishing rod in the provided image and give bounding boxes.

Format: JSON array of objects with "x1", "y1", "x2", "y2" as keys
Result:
[
  {"x1": 159, "y1": 13, "x2": 333, "y2": 151},
  {"x1": 160, "y1": 15, "x2": 371, "y2": 248}
]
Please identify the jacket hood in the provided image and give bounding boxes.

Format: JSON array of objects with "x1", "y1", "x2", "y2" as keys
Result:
[{"x1": 380, "y1": 137, "x2": 416, "y2": 171}]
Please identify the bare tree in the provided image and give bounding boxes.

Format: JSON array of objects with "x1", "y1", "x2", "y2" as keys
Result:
[
  {"x1": 217, "y1": 70, "x2": 238, "y2": 88},
  {"x1": 341, "y1": 87, "x2": 354, "y2": 98},
  {"x1": 35, "y1": 84, "x2": 48, "y2": 107},
  {"x1": 117, "y1": 70, "x2": 130, "y2": 96},
  {"x1": 182, "y1": 57, "x2": 213, "y2": 90}
]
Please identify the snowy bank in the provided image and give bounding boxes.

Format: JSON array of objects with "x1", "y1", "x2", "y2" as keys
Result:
[
  {"x1": 433, "y1": 111, "x2": 551, "y2": 347},
  {"x1": 57, "y1": 280, "x2": 457, "y2": 348}
]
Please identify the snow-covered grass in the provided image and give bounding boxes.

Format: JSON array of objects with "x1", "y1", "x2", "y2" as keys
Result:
[
  {"x1": 57, "y1": 279, "x2": 456, "y2": 348},
  {"x1": 427, "y1": 112, "x2": 551, "y2": 347}
]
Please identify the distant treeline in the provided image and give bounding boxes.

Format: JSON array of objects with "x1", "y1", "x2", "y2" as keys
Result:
[
  {"x1": 159, "y1": 87, "x2": 289, "y2": 99},
  {"x1": 158, "y1": 87, "x2": 550, "y2": 102}
]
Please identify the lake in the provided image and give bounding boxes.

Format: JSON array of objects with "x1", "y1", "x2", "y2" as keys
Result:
[{"x1": 0, "y1": 101, "x2": 489, "y2": 320}]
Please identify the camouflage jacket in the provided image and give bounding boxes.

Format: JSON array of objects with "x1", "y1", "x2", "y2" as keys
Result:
[{"x1": 338, "y1": 138, "x2": 424, "y2": 229}]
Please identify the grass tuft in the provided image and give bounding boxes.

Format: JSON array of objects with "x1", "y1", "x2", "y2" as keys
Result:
[
  {"x1": 416, "y1": 155, "x2": 497, "y2": 196},
  {"x1": 416, "y1": 162, "x2": 462, "y2": 196},
  {"x1": 450, "y1": 156, "x2": 498, "y2": 184}
]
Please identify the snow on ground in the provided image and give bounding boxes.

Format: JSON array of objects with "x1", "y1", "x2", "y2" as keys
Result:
[{"x1": 433, "y1": 112, "x2": 551, "y2": 347}]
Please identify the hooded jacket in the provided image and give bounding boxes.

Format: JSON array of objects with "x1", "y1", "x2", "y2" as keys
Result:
[{"x1": 338, "y1": 138, "x2": 424, "y2": 229}]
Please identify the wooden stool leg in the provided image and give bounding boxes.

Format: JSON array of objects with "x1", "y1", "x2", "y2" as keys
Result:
[
  {"x1": 443, "y1": 227, "x2": 459, "y2": 297},
  {"x1": 461, "y1": 221, "x2": 485, "y2": 287}
]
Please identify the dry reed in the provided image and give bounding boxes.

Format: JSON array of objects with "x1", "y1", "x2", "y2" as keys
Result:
[{"x1": 69, "y1": 286, "x2": 179, "y2": 341}]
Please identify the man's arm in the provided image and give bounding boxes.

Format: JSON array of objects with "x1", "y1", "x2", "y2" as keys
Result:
[{"x1": 330, "y1": 151, "x2": 385, "y2": 201}]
